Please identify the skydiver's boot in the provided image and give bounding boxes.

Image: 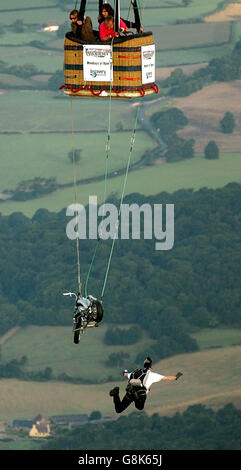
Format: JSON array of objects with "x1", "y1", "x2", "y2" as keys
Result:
[
  {"x1": 109, "y1": 387, "x2": 120, "y2": 397},
  {"x1": 110, "y1": 388, "x2": 133, "y2": 413}
]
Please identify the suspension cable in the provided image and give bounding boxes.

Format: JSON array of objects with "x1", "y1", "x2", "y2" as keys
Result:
[
  {"x1": 70, "y1": 97, "x2": 82, "y2": 294},
  {"x1": 84, "y1": 37, "x2": 114, "y2": 297},
  {"x1": 100, "y1": 101, "x2": 142, "y2": 299}
]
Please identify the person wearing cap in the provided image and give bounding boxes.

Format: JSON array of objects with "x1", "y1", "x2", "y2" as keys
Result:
[{"x1": 109, "y1": 357, "x2": 183, "y2": 413}]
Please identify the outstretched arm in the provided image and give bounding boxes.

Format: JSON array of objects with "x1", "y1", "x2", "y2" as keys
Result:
[{"x1": 163, "y1": 372, "x2": 183, "y2": 381}]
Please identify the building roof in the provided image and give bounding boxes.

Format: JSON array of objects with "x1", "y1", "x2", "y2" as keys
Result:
[
  {"x1": 34, "y1": 414, "x2": 43, "y2": 422},
  {"x1": 50, "y1": 414, "x2": 88, "y2": 424},
  {"x1": 12, "y1": 420, "x2": 34, "y2": 428}
]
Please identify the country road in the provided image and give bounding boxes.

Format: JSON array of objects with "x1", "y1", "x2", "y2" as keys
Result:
[{"x1": 138, "y1": 96, "x2": 168, "y2": 151}]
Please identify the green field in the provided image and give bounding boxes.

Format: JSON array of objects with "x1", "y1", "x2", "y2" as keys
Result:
[
  {"x1": 0, "y1": 30, "x2": 54, "y2": 46},
  {"x1": 1, "y1": 152, "x2": 241, "y2": 217},
  {"x1": 130, "y1": 0, "x2": 232, "y2": 26},
  {"x1": 156, "y1": 43, "x2": 233, "y2": 67},
  {"x1": 154, "y1": 22, "x2": 231, "y2": 51},
  {"x1": 0, "y1": 6, "x2": 66, "y2": 25},
  {"x1": 0, "y1": 439, "x2": 42, "y2": 451},
  {"x1": 1, "y1": 46, "x2": 64, "y2": 74},
  {"x1": 154, "y1": 20, "x2": 234, "y2": 66},
  {"x1": 0, "y1": 73, "x2": 36, "y2": 88},
  {"x1": 0, "y1": 130, "x2": 153, "y2": 190},
  {"x1": 0, "y1": 1, "x2": 236, "y2": 74},
  {"x1": 0, "y1": 0, "x2": 226, "y2": 26},
  {"x1": 192, "y1": 328, "x2": 241, "y2": 350},
  {"x1": 2, "y1": 325, "x2": 241, "y2": 382},
  {"x1": 0, "y1": 0, "x2": 52, "y2": 7},
  {"x1": 3, "y1": 41, "x2": 232, "y2": 71},
  {"x1": 1, "y1": 325, "x2": 155, "y2": 381},
  {"x1": 0, "y1": 344, "x2": 241, "y2": 421},
  {"x1": 0, "y1": 46, "x2": 63, "y2": 73},
  {"x1": 0, "y1": 91, "x2": 137, "y2": 132}
]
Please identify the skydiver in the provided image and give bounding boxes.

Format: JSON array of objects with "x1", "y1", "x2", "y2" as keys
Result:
[{"x1": 109, "y1": 356, "x2": 183, "y2": 413}]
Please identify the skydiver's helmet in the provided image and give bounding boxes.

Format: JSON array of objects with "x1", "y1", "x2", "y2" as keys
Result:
[{"x1": 143, "y1": 357, "x2": 152, "y2": 370}]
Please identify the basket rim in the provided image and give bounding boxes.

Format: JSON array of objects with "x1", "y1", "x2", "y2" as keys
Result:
[{"x1": 65, "y1": 31, "x2": 154, "y2": 46}]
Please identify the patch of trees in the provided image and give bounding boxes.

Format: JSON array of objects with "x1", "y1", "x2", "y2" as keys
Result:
[
  {"x1": 3, "y1": 177, "x2": 58, "y2": 201},
  {"x1": 13, "y1": 19, "x2": 25, "y2": 33},
  {"x1": 204, "y1": 141, "x2": 219, "y2": 160},
  {"x1": 165, "y1": 134, "x2": 195, "y2": 162},
  {"x1": 160, "y1": 39, "x2": 241, "y2": 98},
  {"x1": 150, "y1": 108, "x2": 188, "y2": 138},
  {"x1": 0, "y1": 356, "x2": 55, "y2": 381},
  {"x1": 105, "y1": 352, "x2": 130, "y2": 368},
  {"x1": 220, "y1": 112, "x2": 235, "y2": 134},
  {"x1": 48, "y1": 69, "x2": 64, "y2": 91},
  {"x1": 0, "y1": 60, "x2": 42, "y2": 79},
  {"x1": 0, "y1": 184, "x2": 241, "y2": 363},
  {"x1": 149, "y1": 108, "x2": 195, "y2": 162},
  {"x1": 104, "y1": 326, "x2": 142, "y2": 345},
  {"x1": 68, "y1": 149, "x2": 82, "y2": 164},
  {"x1": 89, "y1": 410, "x2": 102, "y2": 421},
  {"x1": 42, "y1": 403, "x2": 241, "y2": 450},
  {"x1": 0, "y1": 355, "x2": 106, "y2": 384}
]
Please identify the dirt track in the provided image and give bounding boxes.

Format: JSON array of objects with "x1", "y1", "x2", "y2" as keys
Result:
[{"x1": 0, "y1": 327, "x2": 20, "y2": 346}]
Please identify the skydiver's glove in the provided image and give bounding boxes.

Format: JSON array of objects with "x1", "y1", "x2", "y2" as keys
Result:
[{"x1": 175, "y1": 372, "x2": 183, "y2": 380}]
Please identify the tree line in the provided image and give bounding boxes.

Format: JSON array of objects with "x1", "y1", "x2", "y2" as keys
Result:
[
  {"x1": 42, "y1": 403, "x2": 241, "y2": 450},
  {"x1": 160, "y1": 39, "x2": 241, "y2": 98},
  {"x1": 0, "y1": 183, "x2": 240, "y2": 362}
]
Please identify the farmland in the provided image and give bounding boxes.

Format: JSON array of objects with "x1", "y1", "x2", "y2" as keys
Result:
[
  {"x1": 192, "y1": 328, "x2": 241, "y2": 350},
  {"x1": 0, "y1": 91, "x2": 137, "y2": 132},
  {"x1": 205, "y1": 2, "x2": 241, "y2": 22},
  {"x1": 1, "y1": 152, "x2": 241, "y2": 217},
  {"x1": 1, "y1": 324, "x2": 155, "y2": 381},
  {"x1": 2, "y1": 324, "x2": 241, "y2": 383},
  {"x1": 0, "y1": 1, "x2": 238, "y2": 74},
  {"x1": 0, "y1": 344, "x2": 240, "y2": 420},
  {"x1": 174, "y1": 80, "x2": 241, "y2": 152},
  {"x1": 0, "y1": 1, "x2": 229, "y2": 26},
  {"x1": 0, "y1": 130, "x2": 154, "y2": 190},
  {"x1": 155, "y1": 43, "x2": 233, "y2": 67},
  {"x1": 0, "y1": 0, "x2": 241, "y2": 450},
  {"x1": 153, "y1": 22, "x2": 232, "y2": 51}
]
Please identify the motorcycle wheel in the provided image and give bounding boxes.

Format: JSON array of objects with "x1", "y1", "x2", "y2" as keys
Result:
[
  {"x1": 74, "y1": 330, "x2": 80, "y2": 344},
  {"x1": 95, "y1": 301, "x2": 104, "y2": 323}
]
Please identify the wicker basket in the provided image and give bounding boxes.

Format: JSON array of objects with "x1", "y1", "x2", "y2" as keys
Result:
[{"x1": 61, "y1": 32, "x2": 158, "y2": 99}]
